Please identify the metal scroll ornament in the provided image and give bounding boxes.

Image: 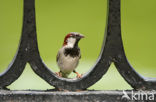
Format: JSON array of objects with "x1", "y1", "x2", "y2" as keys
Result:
[{"x1": 0, "y1": 0, "x2": 155, "y2": 91}]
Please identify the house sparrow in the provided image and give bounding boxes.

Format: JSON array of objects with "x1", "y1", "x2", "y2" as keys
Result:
[{"x1": 56, "y1": 32, "x2": 84, "y2": 78}]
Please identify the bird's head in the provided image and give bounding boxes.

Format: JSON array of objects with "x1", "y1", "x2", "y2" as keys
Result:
[{"x1": 63, "y1": 32, "x2": 84, "y2": 47}]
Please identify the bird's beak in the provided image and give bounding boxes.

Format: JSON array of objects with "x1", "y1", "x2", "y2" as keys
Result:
[{"x1": 79, "y1": 34, "x2": 85, "y2": 38}]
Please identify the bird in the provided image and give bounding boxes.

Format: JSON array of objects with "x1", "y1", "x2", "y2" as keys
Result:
[{"x1": 56, "y1": 32, "x2": 84, "y2": 78}]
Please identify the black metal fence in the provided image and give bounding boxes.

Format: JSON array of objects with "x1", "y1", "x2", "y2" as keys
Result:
[{"x1": 0, "y1": 0, "x2": 155, "y2": 92}]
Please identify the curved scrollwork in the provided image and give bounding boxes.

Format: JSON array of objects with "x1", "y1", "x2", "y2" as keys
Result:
[
  {"x1": 28, "y1": 0, "x2": 111, "y2": 90},
  {"x1": 0, "y1": 0, "x2": 155, "y2": 91}
]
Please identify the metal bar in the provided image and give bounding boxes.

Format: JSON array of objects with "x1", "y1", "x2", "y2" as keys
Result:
[
  {"x1": 0, "y1": 0, "x2": 29, "y2": 88},
  {"x1": 0, "y1": 0, "x2": 155, "y2": 91},
  {"x1": 107, "y1": 0, "x2": 156, "y2": 90},
  {"x1": 28, "y1": 0, "x2": 111, "y2": 91},
  {"x1": 0, "y1": 90, "x2": 156, "y2": 102}
]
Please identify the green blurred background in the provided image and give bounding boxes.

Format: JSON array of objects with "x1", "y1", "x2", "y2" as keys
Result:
[{"x1": 0, "y1": 0, "x2": 155, "y2": 90}]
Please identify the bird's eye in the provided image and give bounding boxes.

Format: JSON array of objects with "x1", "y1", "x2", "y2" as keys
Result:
[{"x1": 70, "y1": 35, "x2": 75, "y2": 38}]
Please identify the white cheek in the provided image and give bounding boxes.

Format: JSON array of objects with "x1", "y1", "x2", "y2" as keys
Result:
[{"x1": 67, "y1": 38, "x2": 76, "y2": 47}]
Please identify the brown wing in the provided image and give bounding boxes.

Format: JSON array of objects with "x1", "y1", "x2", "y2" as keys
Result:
[
  {"x1": 79, "y1": 54, "x2": 81, "y2": 59},
  {"x1": 79, "y1": 48, "x2": 81, "y2": 59},
  {"x1": 56, "y1": 51, "x2": 60, "y2": 62}
]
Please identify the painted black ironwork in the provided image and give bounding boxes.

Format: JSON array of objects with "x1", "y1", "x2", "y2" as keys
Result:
[{"x1": 0, "y1": 0, "x2": 155, "y2": 91}]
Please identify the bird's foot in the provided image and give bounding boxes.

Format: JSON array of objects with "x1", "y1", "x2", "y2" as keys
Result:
[
  {"x1": 76, "y1": 73, "x2": 83, "y2": 78},
  {"x1": 73, "y1": 70, "x2": 83, "y2": 78},
  {"x1": 55, "y1": 72, "x2": 62, "y2": 77}
]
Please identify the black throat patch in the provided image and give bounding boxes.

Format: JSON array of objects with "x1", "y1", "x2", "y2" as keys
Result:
[{"x1": 64, "y1": 47, "x2": 80, "y2": 57}]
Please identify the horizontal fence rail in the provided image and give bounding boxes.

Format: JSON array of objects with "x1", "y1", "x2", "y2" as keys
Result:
[
  {"x1": 0, "y1": 90, "x2": 156, "y2": 102},
  {"x1": 0, "y1": 0, "x2": 155, "y2": 92}
]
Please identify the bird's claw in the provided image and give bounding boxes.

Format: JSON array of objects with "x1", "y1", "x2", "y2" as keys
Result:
[
  {"x1": 76, "y1": 73, "x2": 83, "y2": 78},
  {"x1": 55, "y1": 72, "x2": 62, "y2": 77}
]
